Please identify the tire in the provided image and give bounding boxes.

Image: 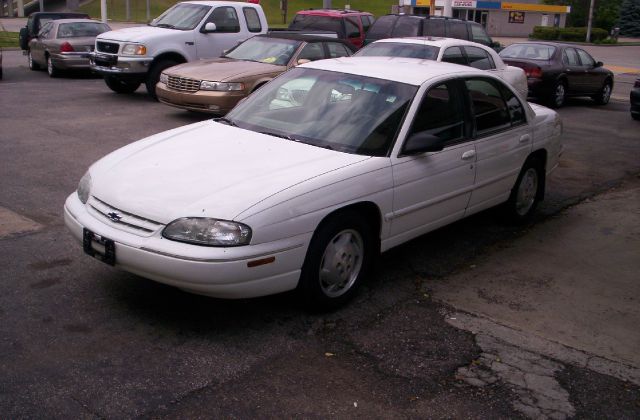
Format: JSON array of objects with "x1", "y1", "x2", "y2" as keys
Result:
[
  {"x1": 104, "y1": 75, "x2": 141, "y2": 94},
  {"x1": 145, "y1": 59, "x2": 178, "y2": 100},
  {"x1": 548, "y1": 80, "x2": 566, "y2": 108},
  {"x1": 47, "y1": 56, "x2": 59, "y2": 78},
  {"x1": 504, "y1": 158, "x2": 544, "y2": 223},
  {"x1": 297, "y1": 211, "x2": 375, "y2": 310},
  {"x1": 28, "y1": 51, "x2": 40, "y2": 71},
  {"x1": 592, "y1": 80, "x2": 612, "y2": 105}
]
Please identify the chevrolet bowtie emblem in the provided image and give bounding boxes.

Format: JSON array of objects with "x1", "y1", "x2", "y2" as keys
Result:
[{"x1": 107, "y1": 212, "x2": 122, "y2": 222}]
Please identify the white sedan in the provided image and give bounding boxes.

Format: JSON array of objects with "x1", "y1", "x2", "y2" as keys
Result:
[
  {"x1": 64, "y1": 57, "x2": 562, "y2": 309},
  {"x1": 356, "y1": 37, "x2": 529, "y2": 98}
]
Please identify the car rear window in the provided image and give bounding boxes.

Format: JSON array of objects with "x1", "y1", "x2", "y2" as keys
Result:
[
  {"x1": 356, "y1": 42, "x2": 439, "y2": 60},
  {"x1": 290, "y1": 15, "x2": 345, "y2": 38},
  {"x1": 499, "y1": 43, "x2": 556, "y2": 60}
]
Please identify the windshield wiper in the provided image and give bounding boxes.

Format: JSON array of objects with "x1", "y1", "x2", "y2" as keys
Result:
[
  {"x1": 259, "y1": 131, "x2": 298, "y2": 141},
  {"x1": 154, "y1": 23, "x2": 176, "y2": 29},
  {"x1": 215, "y1": 117, "x2": 238, "y2": 127}
]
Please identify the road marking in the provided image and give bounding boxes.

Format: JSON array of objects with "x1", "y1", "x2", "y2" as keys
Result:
[{"x1": 0, "y1": 207, "x2": 43, "y2": 238}]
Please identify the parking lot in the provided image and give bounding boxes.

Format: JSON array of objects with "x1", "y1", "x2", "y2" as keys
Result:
[{"x1": 1, "y1": 41, "x2": 639, "y2": 418}]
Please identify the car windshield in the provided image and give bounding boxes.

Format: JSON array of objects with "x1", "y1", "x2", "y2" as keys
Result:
[
  {"x1": 356, "y1": 42, "x2": 439, "y2": 60},
  {"x1": 289, "y1": 15, "x2": 344, "y2": 38},
  {"x1": 225, "y1": 37, "x2": 302, "y2": 65},
  {"x1": 150, "y1": 3, "x2": 211, "y2": 30},
  {"x1": 226, "y1": 67, "x2": 417, "y2": 157},
  {"x1": 57, "y1": 22, "x2": 110, "y2": 38},
  {"x1": 499, "y1": 43, "x2": 556, "y2": 60}
]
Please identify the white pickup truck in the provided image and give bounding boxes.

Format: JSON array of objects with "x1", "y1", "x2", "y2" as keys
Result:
[{"x1": 90, "y1": 1, "x2": 268, "y2": 98}]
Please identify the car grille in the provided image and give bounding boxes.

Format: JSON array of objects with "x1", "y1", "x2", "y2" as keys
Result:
[
  {"x1": 88, "y1": 196, "x2": 164, "y2": 236},
  {"x1": 96, "y1": 41, "x2": 119, "y2": 54},
  {"x1": 167, "y1": 75, "x2": 201, "y2": 92}
]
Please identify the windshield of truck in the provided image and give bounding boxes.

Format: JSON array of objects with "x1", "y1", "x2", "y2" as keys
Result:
[
  {"x1": 150, "y1": 3, "x2": 211, "y2": 30},
  {"x1": 356, "y1": 42, "x2": 439, "y2": 60},
  {"x1": 226, "y1": 67, "x2": 417, "y2": 157},
  {"x1": 225, "y1": 37, "x2": 302, "y2": 65}
]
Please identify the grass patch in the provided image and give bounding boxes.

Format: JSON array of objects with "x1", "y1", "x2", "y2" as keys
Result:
[
  {"x1": 0, "y1": 31, "x2": 19, "y2": 48},
  {"x1": 79, "y1": 0, "x2": 396, "y2": 25}
]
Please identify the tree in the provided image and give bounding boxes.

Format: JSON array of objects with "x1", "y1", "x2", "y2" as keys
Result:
[
  {"x1": 544, "y1": 0, "x2": 621, "y2": 30},
  {"x1": 618, "y1": 0, "x2": 640, "y2": 35}
]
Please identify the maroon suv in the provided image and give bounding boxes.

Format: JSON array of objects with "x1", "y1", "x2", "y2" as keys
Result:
[{"x1": 289, "y1": 9, "x2": 374, "y2": 49}]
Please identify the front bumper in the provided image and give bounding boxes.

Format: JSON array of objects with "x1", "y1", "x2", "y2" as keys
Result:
[
  {"x1": 90, "y1": 52, "x2": 152, "y2": 75},
  {"x1": 155, "y1": 82, "x2": 247, "y2": 114},
  {"x1": 64, "y1": 193, "x2": 308, "y2": 298}
]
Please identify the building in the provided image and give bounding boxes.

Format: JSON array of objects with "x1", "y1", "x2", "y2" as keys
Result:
[{"x1": 394, "y1": 0, "x2": 571, "y2": 37}]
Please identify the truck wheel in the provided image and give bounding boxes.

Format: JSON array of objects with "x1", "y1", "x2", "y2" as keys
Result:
[
  {"x1": 145, "y1": 59, "x2": 178, "y2": 100},
  {"x1": 104, "y1": 76, "x2": 141, "y2": 94}
]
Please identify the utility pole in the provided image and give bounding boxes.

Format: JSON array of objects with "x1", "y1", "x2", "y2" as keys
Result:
[
  {"x1": 323, "y1": 0, "x2": 331, "y2": 8},
  {"x1": 100, "y1": 0, "x2": 106, "y2": 23},
  {"x1": 586, "y1": 0, "x2": 595, "y2": 42}
]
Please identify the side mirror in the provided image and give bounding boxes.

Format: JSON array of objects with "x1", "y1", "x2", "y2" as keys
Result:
[
  {"x1": 595, "y1": 61, "x2": 603, "y2": 68},
  {"x1": 402, "y1": 132, "x2": 444, "y2": 155},
  {"x1": 203, "y1": 22, "x2": 217, "y2": 33},
  {"x1": 296, "y1": 58, "x2": 311, "y2": 66}
]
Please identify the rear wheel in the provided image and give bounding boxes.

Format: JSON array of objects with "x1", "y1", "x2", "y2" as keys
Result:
[
  {"x1": 47, "y1": 56, "x2": 59, "y2": 78},
  {"x1": 297, "y1": 211, "x2": 375, "y2": 310},
  {"x1": 28, "y1": 51, "x2": 40, "y2": 71},
  {"x1": 145, "y1": 59, "x2": 178, "y2": 100},
  {"x1": 592, "y1": 80, "x2": 612, "y2": 105},
  {"x1": 104, "y1": 75, "x2": 141, "y2": 94},
  {"x1": 504, "y1": 158, "x2": 544, "y2": 223},
  {"x1": 548, "y1": 80, "x2": 566, "y2": 108}
]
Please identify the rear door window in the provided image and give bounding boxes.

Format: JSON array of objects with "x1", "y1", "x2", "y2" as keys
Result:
[
  {"x1": 423, "y1": 19, "x2": 446, "y2": 36},
  {"x1": 447, "y1": 21, "x2": 469, "y2": 40},
  {"x1": 367, "y1": 15, "x2": 398, "y2": 39},
  {"x1": 464, "y1": 46, "x2": 495, "y2": 70},
  {"x1": 563, "y1": 48, "x2": 580, "y2": 66},
  {"x1": 391, "y1": 16, "x2": 422, "y2": 37},
  {"x1": 442, "y1": 46, "x2": 467, "y2": 66},
  {"x1": 326, "y1": 42, "x2": 351, "y2": 58},
  {"x1": 360, "y1": 15, "x2": 373, "y2": 32}
]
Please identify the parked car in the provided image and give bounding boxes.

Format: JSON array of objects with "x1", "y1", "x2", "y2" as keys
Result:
[
  {"x1": 499, "y1": 42, "x2": 614, "y2": 108},
  {"x1": 156, "y1": 33, "x2": 356, "y2": 114},
  {"x1": 631, "y1": 78, "x2": 640, "y2": 120},
  {"x1": 28, "y1": 19, "x2": 111, "y2": 77},
  {"x1": 91, "y1": 0, "x2": 268, "y2": 98},
  {"x1": 288, "y1": 8, "x2": 374, "y2": 49},
  {"x1": 64, "y1": 57, "x2": 562, "y2": 309},
  {"x1": 355, "y1": 37, "x2": 527, "y2": 97},
  {"x1": 19, "y1": 11, "x2": 90, "y2": 51},
  {"x1": 365, "y1": 14, "x2": 500, "y2": 51}
]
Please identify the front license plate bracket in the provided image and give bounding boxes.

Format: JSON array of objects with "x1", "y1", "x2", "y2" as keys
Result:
[{"x1": 83, "y1": 228, "x2": 116, "y2": 266}]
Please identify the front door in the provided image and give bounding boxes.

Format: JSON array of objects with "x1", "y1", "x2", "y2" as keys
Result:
[
  {"x1": 195, "y1": 5, "x2": 246, "y2": 59},
  {"x1": 388, "y1": 80, "x2": 475, "y2": 247}
]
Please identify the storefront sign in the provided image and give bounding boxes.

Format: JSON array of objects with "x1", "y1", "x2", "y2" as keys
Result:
[
  {"x1": 453, "y1": 0, "x2": 476, "y2": 7},
  {"x1": 509, "y1": 11, "x2": 525, "y2": 23}
]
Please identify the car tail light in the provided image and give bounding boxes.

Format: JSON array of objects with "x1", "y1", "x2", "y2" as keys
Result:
[
  {"x1": 60, "y1": 42, "x2": 75, "y2": 52},
  {"x1": 523, "y1": 64, "x2": 542, "y2": 79}
]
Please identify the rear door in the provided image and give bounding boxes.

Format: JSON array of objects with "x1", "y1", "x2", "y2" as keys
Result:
[
  {"x1": 464, "y1": 77, "x2": 532, "y2": 214},
  {"x1": 562, "y1": 47, "x2": 585, "y2": 93}
]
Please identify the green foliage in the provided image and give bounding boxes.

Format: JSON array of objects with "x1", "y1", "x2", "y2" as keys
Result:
[
  {"x1": 542, "y1": 0, "x2": 621, "y2": 30},
  {"x1": 79, "y1": 0, "x2": 397, "y2": 25},
  {"x1": 530, "y1": 26, "x2": 609, "y2": 41},
  {"x1": 618, "y1": 0, "x2": 640, "y2": 36},
  {"x1": 0, "y1": 31, "x2": 19, "y2": 48}
]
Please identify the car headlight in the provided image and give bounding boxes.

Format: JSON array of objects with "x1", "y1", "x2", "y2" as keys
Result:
[
  {"x1": 77, "y1": 172, "x2": 92, "y2": 204},
  {"x1": 159, "y1": 72, "x2": 168, "y2": 84},
  {"x1": 200, "y1": 81, "x2": 244, "y2": 91},
  {"x1": 121, "y1": 43, "x2": 147, "y2": 55},
  {"x1": 163, "y1": 218, "x2": 252, "y2": 246}
]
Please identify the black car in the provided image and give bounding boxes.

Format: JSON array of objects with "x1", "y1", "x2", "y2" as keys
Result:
[
  {"x1": 631, "y1": 78, "x2": 640, "y2": 120},
  {"x1": 499, "y1": 42, "x2": 614, "y2": 108},
  {"x1": 19, "y1": 11, "x2": 90, "y2": 51},
  {"x1": 364, "y1": 14, "x2": 501, "y2": 51}
]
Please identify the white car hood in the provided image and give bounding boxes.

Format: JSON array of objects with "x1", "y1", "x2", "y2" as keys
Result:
[
  {"x1": 97, "y1": 26, "x2": 183, "y2": 44},
  {"x1": 90, "y1": 121, "x2": 369, "y2": 223}
]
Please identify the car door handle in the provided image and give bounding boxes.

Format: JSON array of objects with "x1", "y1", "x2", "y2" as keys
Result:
[
  {"x1": 461, "y1": 150, "x2": 475, "y2": 160},
  {"x1": 519, "y1": 134, "x2": 531, "y2": 144}
]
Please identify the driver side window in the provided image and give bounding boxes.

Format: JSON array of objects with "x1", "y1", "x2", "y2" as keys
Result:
[
  {"x1": 408, "y1": 82, "x2": 465, "y2": 145},
  {"x1": 205, "y1": 6, "x2": 240, "y2": 33}
]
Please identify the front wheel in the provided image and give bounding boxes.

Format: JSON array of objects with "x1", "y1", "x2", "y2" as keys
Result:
[
  {"x1": 104, "y1": 75, "x2": 141, "y2": 94},
  {"x1": 297, "y1": 211, "x2": 375, "y2": 310},
  {"x1": 145, "y1": 59, "x2": 178, "y2": 100},
  {"x1": 504, "y1": 158, "x2": 544, "y2": 223},
  {"x1": 592, "y1": 80, "x2": 612, "y2": 105}
]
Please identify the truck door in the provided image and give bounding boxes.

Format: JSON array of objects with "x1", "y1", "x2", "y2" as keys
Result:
[{"x1": 195, "y1": 6, "x2": 246, "y2": 59}]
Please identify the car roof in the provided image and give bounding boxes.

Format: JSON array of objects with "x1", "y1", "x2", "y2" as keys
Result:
[
  {"x1": 50, "y1": 18, "x2": 105, "y2": 24},
  {"x1": 372, "y1": 37, "x2": 487, "y2": 49},
  {"x1": 302, "y1": 56, "x2": 489, "y2": 86},
  {"x1": 259, "y1": 32, "x2": 352, "y2": 45},
  {"x1": 181, "y1": 1, "x2": 260, "y2": 6}
]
